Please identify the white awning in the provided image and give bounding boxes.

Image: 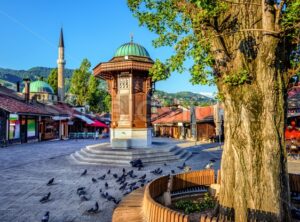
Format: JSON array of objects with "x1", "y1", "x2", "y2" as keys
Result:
[
  {"x1": 52, "y1": 116, "x2": 70, "y2": 121},
  {"x1": 74, "y1": 114, "x2": 94, "y2": 124}
]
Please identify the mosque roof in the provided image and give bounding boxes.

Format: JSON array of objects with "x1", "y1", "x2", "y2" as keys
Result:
[{"x1": 22, "y1": 80, "x2": 54, "y2": 94}]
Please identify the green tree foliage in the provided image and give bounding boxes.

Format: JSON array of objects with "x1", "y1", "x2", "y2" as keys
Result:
[
  {"x1": 103, "y1": 94, "x2": 111, "y2": 112},
  {"x1": 128, "y1": 0, "x2": 300, "y2": 85},
  {"x1": 70, "y1": 59, "x2": 91, "y2": 106},
  {"x1": 86, "y1": 75, "x2": 110, "y2": 113},
  {"x1": 70, "y1": 58, "x2": 111, "y2": 113},
  {"x1": 47, "y1": 68, "x2": 58, "y2": 94}
]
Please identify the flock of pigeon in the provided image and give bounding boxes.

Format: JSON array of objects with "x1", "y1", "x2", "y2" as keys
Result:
[{"x1": 39, "y1": 159, "x2": 217, "y2": 222}]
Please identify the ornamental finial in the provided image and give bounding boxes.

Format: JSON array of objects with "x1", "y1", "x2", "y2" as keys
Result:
[{"x1": 130, "y1": 33, "x2": 133, "y2": 43}]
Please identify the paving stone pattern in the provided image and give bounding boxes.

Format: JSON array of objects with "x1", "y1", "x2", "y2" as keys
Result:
[{"x1": 1, "y1": 138, "x2": 297, "y2": 222}]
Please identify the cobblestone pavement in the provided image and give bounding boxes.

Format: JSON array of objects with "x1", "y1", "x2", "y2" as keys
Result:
[
  {"x1": 0, "y1": 138, "x2": 222, "y2": 222},
  {"x1": 0, "y1": 138, "x2": 297, "y2": 222}
]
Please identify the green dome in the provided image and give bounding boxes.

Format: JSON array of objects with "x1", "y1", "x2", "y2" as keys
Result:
[
  {"x1": 22, "y1": 80, "x2": 54, "y2": 94},
  {"x1": 114, "y1": 42, "x2": 150, "y2": 58}
]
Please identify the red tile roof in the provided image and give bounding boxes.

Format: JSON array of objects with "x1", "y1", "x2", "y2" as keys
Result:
[
  {"x1": 0, "y1": 95, "x2": 50, "y2": 115},
  {"x1": 33, "y1": 103, "x2": 69, "y2": 116},
  {"x1": 152, "y1": 106, "x2": 214, "y2": 124}
]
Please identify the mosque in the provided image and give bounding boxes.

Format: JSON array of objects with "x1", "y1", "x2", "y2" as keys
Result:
[{"x1": 22, "y1": 28, "x2": 65, "y2": 104}]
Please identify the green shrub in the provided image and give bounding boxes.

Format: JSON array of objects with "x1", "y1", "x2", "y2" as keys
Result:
[{"x1": 174, "y1": 193, "x2": 215, "y2": 214}]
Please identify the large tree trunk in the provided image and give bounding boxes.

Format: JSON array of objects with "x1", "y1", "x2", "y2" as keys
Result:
[
  {"x1": 217, "y1": 31, "x2": 291, "y2": 222},
  {"x1": 208, "y1": 1, "x2": 293, "y2": 220},
  {"x1": 218, "y1": 84, "x2": 290, "y2": 221}
]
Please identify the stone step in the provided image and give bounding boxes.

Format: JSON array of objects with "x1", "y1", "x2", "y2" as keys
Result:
[
  {"x1": 70, "y1": 152, "x2": 186, "y2": 166},
  {"x1": 71, "y1": 152, "x2": 131, "y2": 166},
  {"x1": 86, "y1": 144, "x2": 176, "y2": 155},
  {"x1": 69, "y1": 143, "x2": 191, "y2": 166},
  {"x1": 77, "y1": 149, "x2": 186, "y2": 163},
  {"x1": 83, "y1": 148, "x2": 182, "y2": 159},
  {"x1": 71, "y1": 149, "x2": 190, "y2": 165}
]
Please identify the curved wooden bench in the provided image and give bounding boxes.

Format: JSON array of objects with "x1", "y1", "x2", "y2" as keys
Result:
[
  {"x1": 112, "y1": 187, "x2": 145, "y2": 222},
  {"x1": 113, "y1": 170, "x2": 299, "y2": 222},
  {"x1": 143, "y1": 169, "x2": 215, "y2": 222}
]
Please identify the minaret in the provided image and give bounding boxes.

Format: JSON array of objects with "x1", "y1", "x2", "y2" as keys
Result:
[{"x1": 57, "y1": 28, "x2": 65, "y2": 102}]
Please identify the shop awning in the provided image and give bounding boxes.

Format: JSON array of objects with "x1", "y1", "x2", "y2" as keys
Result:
[
  {"x1": 86, "y1": 120, "x2": 108, "y2": 128},
  {"x1": 52, "y1": 116, "x2": 70, "y2": 121},
  {"x1": 74, "y1": 114, "x2": 94, "y2": 124}
]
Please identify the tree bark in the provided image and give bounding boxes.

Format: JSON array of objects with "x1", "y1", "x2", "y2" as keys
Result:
[{"x1": 217, "y1": 37, "x2": 291, "y2": 222}]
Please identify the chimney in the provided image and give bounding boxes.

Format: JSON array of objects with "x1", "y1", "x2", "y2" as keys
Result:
[
  {"x1": 16, "y1": 81, "x2": 20, "y2": 92},
  {"x1": 23, "y1": 78, "x2": 30, "y2": 103}
]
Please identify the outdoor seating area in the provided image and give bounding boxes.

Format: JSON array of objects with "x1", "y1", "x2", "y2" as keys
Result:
[
  {"x1": 113, "y1": 169, "x2": 216, "y2": 222},
  {"x1": 69, "y1": 132, "x2": 97, "y2": 139},
  {"x1": 112, "y1": 169, "x2": 300, "y2": 222}
]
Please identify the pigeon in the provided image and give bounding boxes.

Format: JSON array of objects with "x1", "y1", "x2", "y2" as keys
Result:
[
  {"x1": 92, "y1": 178, "x2": 97, "y2": 183},
  {"x1": 98, "y1": 175, "x2": 106, "y2": 180},
  {"x1": 101, "y1": 193, "x2": 107, "y2": 199},
  {"x1": 123, "y1": 189, "x2": 131, "y2": 196},
  {"x1": 113, "y1": 173, "x2": 118, "y2": 179},
  {"x1": 139, "y1": 174, "x2": 146, "y2": 180},
  {"x1": 99, "y1": 188, "x2": 102, "y2": 193},
  {"x1": 151, "y1": 168, "x2": 162, "y2": 175},
  {"x1": 177, "y1": 165, "x2": 184, "y2": 170},
  {"x1": 205, "y1": 162, "x2": 214, "y2": 169},
  {"x1": 138, "y1": 179, "x2": 146, "y2": 184},
  {"x1": 177, "y1": 162, "x2": 186, "y2": 170},
  {"x1": 47, "y1": 178, "x2": 54, "y2": 186},
  {"x1": 77, "y1": 187, "x2": 85, "y2": 193},
  {"x1": 41, "y1": 211, "x2": 49, "y2": 222},
  {"x1": 119, "y1": 182, "x2": 128, "y2": 191},
  {"x1": 129, "y1": 182, "x2": 137, "y2": 187},
  {"x1": 119, "y1": 177, "x2": 126, "y2": 185},
  {"x1": 130, "y1": 174, "x2": 137, "y2": 179},
  {"x1": 87, "y1": 202, "x2": 99, "y2": 213},
  {"x1": 116, "y1": 175, "x2": 124, "y2": 182},
  {"x1": 171, "y1": 170, "x2": 175, "y2": 174},
  {"x1": 105, "y1": 182, "x2": 108, "y2": 189},
  {"x1": 107, "y1": 169, "x2": 111, "y2": 174},
  {"x1": 132, "y1": 185, "x2": 139, "y2": 191},
  {"x1": 113, "y1": 199, "x2": 121, "y2": 204},
  {"x1": 80, "y1": 195, "x2": 89, "y2": 201},
  {"x1": 78, "y1": 190, "x2": 86, "y2": 196},
  {"x1": 39, "y1": 192, "x2": 51, "y2": 203},
  {"x1": 107, "y1": 195, "x2": 116, "y2": 202},
  {"x1": 130, "y1": 159, "x2": 144, "y2": 168},
  {"x1": 81, "y1": 169, "x2": 87, "y2": 176},
  {"x1": 122, "y1": 168, "x2": 126, "y2": 174}
]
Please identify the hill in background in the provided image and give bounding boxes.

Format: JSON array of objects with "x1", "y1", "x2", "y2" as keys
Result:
[
  {"x1": 0, "y1": 67, "x2": 74, "y2": 83},
  {"x1": 153, "y1": 90, "x2": 216, "y2": 107},
  {"x1": 0, "y1": 66, "x2": 216, "y2": 107}
]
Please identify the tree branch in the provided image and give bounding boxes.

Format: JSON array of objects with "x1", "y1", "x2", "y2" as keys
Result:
[
  {"x1": 219, "y1": 0, "x2": 262, "y2": 6},
  {"x1": 275, "y1": 0, "x2": 286, "y2": 30}
]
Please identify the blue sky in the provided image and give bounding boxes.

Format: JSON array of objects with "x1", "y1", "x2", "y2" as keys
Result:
[{"x1": 0, "y1": 0, "x2": 216, "y2": 95}]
